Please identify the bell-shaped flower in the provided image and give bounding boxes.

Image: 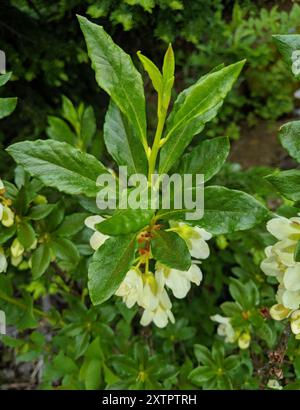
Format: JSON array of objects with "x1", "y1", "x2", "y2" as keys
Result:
[
  {"x1": 0, "y1": 247, "x2": 7, "y2": 273},
  {"x1": 283, "y1": 264, "x2": 300, "y2": 291},
  {"x1": 290, "y1": 310, "x2": 300, "y2": 335},
  {"x1": 260, "y1": 245, "x2": 286, "y2": 280},
  {"x1": 140, "y1": 272, "x2": 160, "y2": 311},
  {"x1": 155, "y1": 262, "x2": 203, "y2": 299},
  {"x1": 140, "y1": 289, "x2": 175, "y2": 328},
  {"x1": 280, "y1": 288, "x2": 300, "y2": 310},
  {"x1": 115, "y1": 268, "x2": 143, "y2": 308},
  {"x1": 10, "y1": 238, "x2": 24, "y2": 259},
  {"x1": 211, "y1": 314, "x2": 236, "y2": 343},
  {"x1": 0, "y1": 204, "x2": 14, "y2": 227},
  {"x1": 267, "y1": 216, "x2": 300, "y2": 241},
  {"x1": 238, "y1": 332, "x2": 251, "y2": 349},
  {"x1": 269, "y1": 304, "x2": 292, "y2": 321},
  {"x1": 85, "y1": 215, "x2": 109, "y2": 250},
  {"x1": 169, "y1": 221, "x2": 212, "y2": 259}
]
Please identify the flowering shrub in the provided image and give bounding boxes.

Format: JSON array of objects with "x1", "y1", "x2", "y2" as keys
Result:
[{"x1": 1, "y1": 20, "x2": 300, "y2": 391}]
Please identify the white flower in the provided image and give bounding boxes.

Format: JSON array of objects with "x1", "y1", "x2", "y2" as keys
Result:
[
  {"x1": 0, "y1": 178, "x2": 4, "y2": 191},
  {"x1": 211, "y1": 314, "x2": 236, "y2": 343},
  {"x1": 0, "y1": 247, "x2": 7, "y2": 273},
  {"x1": 283, "y1": 264, "x2": 300, "y2": 291},
  {"x1": 280, "y1": 288, "x2": 300, "y2": 310},
  {"x1": 267, "y1": 216, "x2": 300, "y2": 241},
  {"x1": 0, "y1": 205, "x2": 14, "y2": 227},
  {"x1": 260, "y1": 245, "x2": 286, "y2": 279},
  {"x1": 155, "y1": 263, "x2": 203, "y2": 299},
  {"x1": 290, "y1": 310, "x2": 300, "y2": 335},
  {"x1": 115, "y1": 269, "x2": 143, "y2": 308},
  {"x1": 85, "y1": 215, "x2": 109, "y2": 250},
  {"x1": 140, "y1": 289, "x2": 175, "y2": 328},
  {"x1": 169, "y1": 221, "x2": 212, "y2": 259}
]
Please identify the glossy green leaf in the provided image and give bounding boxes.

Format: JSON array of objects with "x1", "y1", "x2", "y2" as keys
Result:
[
  {"x1": 27, "y1": 204, "x2": 56, "y2": 220},
  {"x1": 17, "y1": 221, "x2": 36, "y2": 249},
  {"x1": 54, "y1": 213, "x2": 88, "y2": 237},
  {"x1": 192, "y1": 186, "x2": 268, "y2": 234},
  {"x1": 46, "y1": 116, "x2": 75, "y2": 145},
  {"x1": 265, "y1": 170, "x2": 300, "y2": 201},
  {"x1": 104, "y1": 101, "x2": 147, "y2": 176},
  {"x1": 279, "y1": 121, "x2": 300, "y2": 163},
  {"x1": 0, "y1": 97, "x2": 17, "y2": 119},
  {"x1": 178, "y1": 137, "x2": 230, "y2": 181},
  {"x1": 31, "y1": 244, "x2": 51, "y2": 279},
  {"x1": 78, "y1": 16, "x2": 147, "y2": 150},
  {"x1": 151, "y1": 230, "x2": 191, "y2": 271},
  {"x1": 88, "y1": 234, "x2": 136, "y2": 305},
  {"x1": 159, "y1": 60, "x2": 245, "y2": 174},
  {"x1": 50, "y1": 237, "x2": 80, "y2": 263},
  {"x1": 0, "y1": 72, "x2": 12, "y2": 87},
  {"x1": 7, "y1": 139, "x2": 108, "y2": 197},
  {"x1": 96, "y1": 209, "x2": 153, "y2": 236},
  {"x1": 273, "y1": 34, "x2": 300, "y2": 78},
  {"x1": 81, "y1": 106, "x2": 96, "y2": 148}
]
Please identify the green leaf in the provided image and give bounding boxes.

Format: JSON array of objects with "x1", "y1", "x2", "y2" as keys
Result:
[
  {"x1": 265, "y1": 170, "x2": 300, "y2": 201},
  {"x1": 54, "y1": 213, "x2": 88, "y2": 237},
  {"x1": 273, "y1": 34, "x2": 300, "y2": 78},
  {"x1": 88, "y1": 234, "x2": 136, "y2": 305},
  {"x1": 81, "y1": 106, "x2": 96, "y2": 148},
  {"x1": 229, "y1": 279, "x2": 259, "y2": 310},
  {"x1": 78, "y1": 16, "x2": 147, "y2": 151},
  {"x1": 17, "y1": 221, "x2": 36, "y2": 249},
  {"x1": 295, "y1": 240, "x2": 300, "y2": 262},
  {"x1": 151, "y1": 230, "x2": 191, "y2": 270},
  {"x1": 193, "y1": 186, "x2": 268, "y2": 234},
  {"x1": 178, "y1": 137, "x2": 230, "y2": 181},
  {"x1": 31, "y1": 244, "x2": 51, "y2": 279},
  {"x1": 96, "y1": 209, "x2": 153, "y2": 236},
  {"x1": 27, "y1": 204, "x2": 56, "y2": 220},
  {"x1": 224, "y1": 355, "x2": 240, "y2": 371},
  {"x1": 159, "y1": 61, "x2": 245, "y2": 174},
  {"x1": 0, "y1": 72, "x2": 12, "y2": 87},
  {"x1": 104, "y1": 101, "x2": 147, "y2": 176},
  {"x1": 85, "y1": 359, "x2": 102, "y2": 390},
  {"x1": 0, "y1": 226, "x2": 16, "y2": 245},
  {"x1": 194, "y1": 344, "x2": 214, "y2": 366},
  {"x1": 50, "y1": 237, "x2": 80, "y2": 263},
  {"x1": 7, "y1": 139, "x2": 108, "y2": 197},
  {"x1": 279, "y1": 121, "x2": 300, "y2": 163},
  {"x1": 189, "y1": 366, "x2": 215, "y2": 385},
  {"x1": 62, "y1": 95, "x2": 79, "y2": 128},
  {"x1": 46, "y1": 116, "x2": 75, "y2": 145},
  {"x1": 0, "y1": 97, "x2": 17, "y2": 119}
]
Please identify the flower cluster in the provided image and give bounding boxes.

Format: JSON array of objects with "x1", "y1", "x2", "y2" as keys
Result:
[
  {"x1": 261, "y1": 216, "x2": 300, "y2": 338},
  {"x1": 210, "y1": 314, "x2": 251, "y2": 349},
  {"x1": 85, "y1": 216, "x2": 212, "y2": 328}
]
